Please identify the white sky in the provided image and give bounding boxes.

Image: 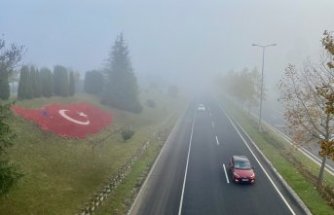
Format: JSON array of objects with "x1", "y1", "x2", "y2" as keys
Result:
[{"x1": 1, "y1": 0, "x2": 334, "y2": 89}]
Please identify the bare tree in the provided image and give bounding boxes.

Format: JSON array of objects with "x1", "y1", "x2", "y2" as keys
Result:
[{"x1": 279, "y1": 31, "x2": 334, "y2": 186}]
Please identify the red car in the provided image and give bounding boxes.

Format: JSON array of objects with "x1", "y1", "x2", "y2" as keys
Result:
[{"x1": 229, "y1": 155, "x2": 255, "y2": 184}]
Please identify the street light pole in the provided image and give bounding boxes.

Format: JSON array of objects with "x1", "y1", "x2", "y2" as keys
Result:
[{"x1": 252, "y1": 43, "x2": 276, "y2": 131}]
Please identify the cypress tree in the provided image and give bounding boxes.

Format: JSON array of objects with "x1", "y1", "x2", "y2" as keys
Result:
[
  {"x1": 17, "y1": 66, "x2": 29, "y2": 99},
  {"x1": 69, "y1": 71, "x2": 75, "y2": 96},
  {"x1": 53, "y1": 65, "x2": 69, "y2": 97},
  {"x1": 40, "y1": 67, "x2": 53, "y2": 97}
]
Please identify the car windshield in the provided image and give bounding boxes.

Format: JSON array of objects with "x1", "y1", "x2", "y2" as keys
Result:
[{"x1": 234, "y1": 160, "x2": 251, "y2": 169}]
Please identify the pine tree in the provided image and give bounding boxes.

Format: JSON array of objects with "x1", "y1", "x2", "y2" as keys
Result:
[{"x1": 102, "y1": 34, "x2": 142, "y2": 113}]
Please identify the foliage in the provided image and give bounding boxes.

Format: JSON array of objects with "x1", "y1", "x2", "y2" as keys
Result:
[
  {"x1": 0, "y1": 102, "x2": 23, "y2": 196},
  {"x1": 39, "y1": 67, "x2": 53, "y2": 97},
  {"x1": 53, "y1": 65, "x2": 69, "y2": 97},
  {"x1": 0, "y1": 160, "x2": 22, "y2": 196},
  {"x1": 0, "y1": 77, "x2": 10, "y2": 100},
  {"x1": 84, "y1": 70, "x2": 104, "y2": 95},
  {"x1": 221, "y1": 67, "x2": 261, "y2": 110},
  {"x1": 18, "y1": 65, "x2": 43, "y2": 99},
  {"x1": 0, "y1": 37, "x2": 23, "y2": 100},
  {"x1": 121, "y1": 128, "x2": 135, "y2": 141},
  {"x1": 17, "y1": 65, "x2": 31, "y2": 99},
  {"x1": 69, "y1": 71, "x2": 75, "y2": 96},
  {"x1": 31, "y1": 66, "x2": 42, "y2": 98},
  {"x1": 279, "y1": 30, "x2": 334, "y2": 185},
  {"x1": 102, "y1": 34, "x2": 142, "y2": 113}
]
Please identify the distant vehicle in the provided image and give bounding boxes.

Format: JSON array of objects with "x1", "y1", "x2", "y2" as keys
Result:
[
  {"x1": 228, "y1": 155, "x2": 255, "y2": 184},
  {"x1": 197, "y1": 104, "x2": 206, "y2": 111}
]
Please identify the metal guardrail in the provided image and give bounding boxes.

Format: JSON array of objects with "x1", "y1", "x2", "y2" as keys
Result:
[{"x1": 248, "y1": 111, "x2": 334, "y2": 176}]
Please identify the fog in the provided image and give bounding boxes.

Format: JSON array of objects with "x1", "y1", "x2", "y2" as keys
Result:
[{"x1": 2, "y1": 0, "x2": 334, "y2": 93}]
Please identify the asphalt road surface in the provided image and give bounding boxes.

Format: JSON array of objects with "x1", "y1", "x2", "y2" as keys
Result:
[{"x1": 129, "y1": 99, "x2": 307, "y2": 215}]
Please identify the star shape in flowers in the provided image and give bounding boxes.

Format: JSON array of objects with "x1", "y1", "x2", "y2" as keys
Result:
[{"x1": 78, "y1": 112, "x2": 88, "y2": 117}]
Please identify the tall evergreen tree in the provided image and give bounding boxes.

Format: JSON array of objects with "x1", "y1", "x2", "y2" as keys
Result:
[
  {"x1": 53, "y1": 65, "x2": 69, "y2": 97},
  {"x1": 69, "y1": 71, "x2": 75, "y2": 96},
  {"x1": 29, "y1": 66, "x2": 42, "y2": 98},
  {"x1": 33, "y1": 67, "x2": 42, "y2": 98},
  {"x1": 17, "y1": 65, "x2": 29, "y2": 99},
  {"x1": 39, "y1": 67, "x2": 53, "y2": 97},
  {"x1": 102, "y1": 34, "x2": 142, "y2": 113},
  {"x1": 84, "y1": 70, "x2": 104, "y2": 95},
  {"x1": 25, "y1": 67, "x2": 33, "y2": 99}
]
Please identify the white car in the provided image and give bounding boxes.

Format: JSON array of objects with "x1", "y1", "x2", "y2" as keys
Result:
[{"x1": 197, "y1": 104, "x2": 206, "y2": 111}]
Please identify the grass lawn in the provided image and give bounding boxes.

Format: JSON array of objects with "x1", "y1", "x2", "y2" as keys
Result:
[
  {"x1": 225, "y1": 101, "x2": 334, "y2": 215},
  {"x1": 0, "y1": 91, "x2": 187, "y2": 215}
]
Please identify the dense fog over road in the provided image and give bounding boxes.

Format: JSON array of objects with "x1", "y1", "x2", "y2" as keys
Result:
[{"x1": 2, "y1": 0, "x2": 334, "y2": 91}]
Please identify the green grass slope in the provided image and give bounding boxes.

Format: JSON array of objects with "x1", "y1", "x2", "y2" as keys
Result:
[{"x1": 0, "y1": 92, "x2": 187, "y2": 215}]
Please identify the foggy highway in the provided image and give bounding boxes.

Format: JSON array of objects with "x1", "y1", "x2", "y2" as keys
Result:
[{"x1": 129, "y1": 99, "x2": 307, "y2": 215}]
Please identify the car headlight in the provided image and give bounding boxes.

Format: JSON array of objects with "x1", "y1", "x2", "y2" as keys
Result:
[{"x1": 250, "y1": 173, "x2": 255, "y2": 178}]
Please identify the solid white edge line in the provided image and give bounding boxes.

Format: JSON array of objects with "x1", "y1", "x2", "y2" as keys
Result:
[
  {"x1": 223, "y1": 164, "x2": 230, "y2": 184},
  {"x1": 268, "y1": 123, "x2": 334, "y2": 175},
  {"x1": 216, "y1": 136, "x2": 220, "y2": 145},
  {"x1": 220, "y1": 105, "x2": 296, "y2": 215},
  {"x1": 127, "y1": 112, "x2": 186, "y2": 215},
  {"x1": 178, "y1": 114, "x2": 196, "y2": 215},
  {"x1": 252, "y1": 112, "x2": 334, "y2": 175}
]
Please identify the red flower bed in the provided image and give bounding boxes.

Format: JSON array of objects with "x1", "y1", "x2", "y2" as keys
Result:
[{"x1": 12, "y1": 103, "x2": 112, "y2": 138}]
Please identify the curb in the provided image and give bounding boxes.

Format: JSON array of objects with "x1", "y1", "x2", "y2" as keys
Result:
[{"x1": 234, "y1": 119, "x2": 312, "y2": 215}]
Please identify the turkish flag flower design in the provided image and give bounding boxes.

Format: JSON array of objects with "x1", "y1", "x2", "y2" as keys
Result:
[{"x1": 12, "y1": 103, "x2": 112, "y2": 138}]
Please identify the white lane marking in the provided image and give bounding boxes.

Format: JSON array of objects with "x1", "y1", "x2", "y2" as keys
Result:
[
  {"x1": 212, "y1": 121, "x2": 215, "y2": 128},
  {"x1": 249, "y1": 110, "x2": 334, "y2": 175},
  {"x1": 220, "y1": 105, "x2": 296, "y2": 215},
  {"x1": 223, "y1": 163, "x2": 230, "y2": 184},
  {"x1": 178, "y1": 114, "x2": 196, "y2": 215},
  {"x1": 216, "y1": 136, "x2": 220, "y2": 145},
  {"x1": 127, "y1": 111, "x2": 187, "y2": 215},
  {"x1": 266, "y1": 122, "x2": 334, "y2": 176}
]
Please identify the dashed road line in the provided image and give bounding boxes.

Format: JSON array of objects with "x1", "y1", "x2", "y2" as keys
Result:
[
  {"x1": 215, "y1": 136, "x2": 220, "y2": 145},
  {"x1": 220, "y1": 105, "x2": 296, "y2": 215},
  {"x1": 223, "y1": 163, "x2": 230, "y2": 184}
]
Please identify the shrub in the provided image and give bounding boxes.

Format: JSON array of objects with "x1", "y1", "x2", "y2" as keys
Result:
[{"x1": 121, "y1": 128, "x2": 135, "y2": 141}]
